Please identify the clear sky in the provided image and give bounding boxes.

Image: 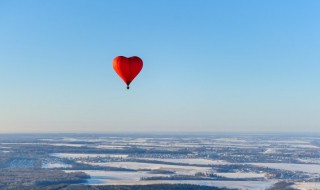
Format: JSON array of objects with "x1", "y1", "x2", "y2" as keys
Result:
[{"x1": 0, "y1": 0, "x2": 319, "y2": 133}]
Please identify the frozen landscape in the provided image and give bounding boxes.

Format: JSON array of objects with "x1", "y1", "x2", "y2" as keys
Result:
[{"x1": 0, "y1": 133, "x2": 320, "y2": 189}]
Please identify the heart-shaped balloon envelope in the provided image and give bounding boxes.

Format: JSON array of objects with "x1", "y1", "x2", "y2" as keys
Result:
[{"x1": 113, "y1": 56, "x2": 143, "y2": 89}]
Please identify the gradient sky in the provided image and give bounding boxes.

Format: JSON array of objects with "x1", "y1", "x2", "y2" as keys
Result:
[{"x1": 0, "y1": 0, "x2": 319, "y2": 133}]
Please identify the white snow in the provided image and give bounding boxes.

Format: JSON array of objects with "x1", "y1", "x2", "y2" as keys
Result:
[
  {"x1": 95, "y1": 145, "x2": 128, "y2": 149},
  {"x1": 65, "y1": 170, "x2": 169, "y2": 184},
  {"x1": 82, "y1": 161, "x2": 211, "y2": 175},
  {"x1": 292, "y1": 182, "x2": 320, "y2": 190},
  {"x1": 42, "y1": 162, "x2": 72, "y2": 168},
  {"x1": 263, "y1": 148, "x2": 277, "y2": 154},
  {"x1": 290, "y1": 144, "x2": 319, "y2": 149},
  {"x1": 51, "y1": 153, "x2": 128, "y2": 159},
  {"x1": 298, "y1": 158, "x2": 320, "y2": 164},
  {"x1": 248, "y1": 163, "x2": 320, "y2": 174},
  {"x1": 49, "y1": 143, "x2": 84, "y2": 147},
  {"x1": 139, "y1": 158, "x2": 228, "y2": 165},
  {"x1": 65, "y1": 170, "x2": 275, "y2": 190}
]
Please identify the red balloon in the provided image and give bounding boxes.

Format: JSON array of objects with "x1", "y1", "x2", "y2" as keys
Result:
[{"x1": 113, "y1": 56, "x2": 143, "y2": 89}]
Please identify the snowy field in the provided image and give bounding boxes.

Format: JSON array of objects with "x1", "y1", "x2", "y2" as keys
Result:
[
  {"x1": 65, "y1": 170, "x2": 169, "y2": 184},
  {"x1": 65, "y1": 170, "x2": 276, "y2": 190},
  {"x1": 1, "y1": 142, "x2": 85, "y2": 147},
  {"x1": 138, "y1": 158, "x2": 229, "y2": 165},
  {"x1": 248, "y1": 163, "x2": 320, "y2": 174},
  {"x1": 49, "y1": 143, "x2": 85, "y2": 147},
  {"x1": 51, "y1": 153, "x2": 129, "y2": 159},
  {"x1": 292, "y1": 182, "x2": 320, "y2": 190},
  {"x1": 42, "y1": 162, "x2": 72, "y2": 169},
  {"x1": 298, "y1": 158, "x2": 320, "y2": 164},
  {"x1": 95, "y1": 145, "x2": 129, "y2": 149},
  {"x1": 82, "y1": 161, "x2": 211, "y2": 175}
]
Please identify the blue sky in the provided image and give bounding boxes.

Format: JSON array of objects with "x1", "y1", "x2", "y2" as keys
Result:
[{"x1": 0, "y1": 0, "x2": 319, "y2": 132}]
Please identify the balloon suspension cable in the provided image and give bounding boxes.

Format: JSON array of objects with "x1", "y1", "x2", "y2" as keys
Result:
[{"x1": 127, "y1": 86, "x2": 130, "y2": 90}]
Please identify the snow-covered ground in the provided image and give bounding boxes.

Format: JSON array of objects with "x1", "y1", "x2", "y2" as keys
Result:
[
  {"x1": 82, "y1": 161, "x2": 211, "y2": 175},
  {"x1": 65, "y1": 170, "x2": 169, "y2": 184},
  {"x1": 42, "y1": 162, "x2": 72, "y2": 168},
  {"x1": 264, "y1": 140, "x2": 311, "y2": 144},
  {"x1": 298, "y1": 158, "x2": 320, "y2": 164},
  {"x1": 1, "y1": 142, "x2": 84, "y2": 147},
  {"x1": 95, "y1": 145, "x2": 128, "y2": 149},
  {"x1": 138, "y1": 158, "x2": 229, "y2": 165},
  {"x1": 51, "y1": 153, "x2": 128, "y2": 159},
  {"x1": 59, "y1": 137, "x2": 105, "y2": 143},
  {"x1": 248, "y1": 163, "x2": 320, "y2": 174},
  {"x1": 214, "y1": 138, "x2": 247, "y2": 143},
  {"x1": 65, "y1": 170, "x2": 276, "y2": 190},
  {"x1": 292, "y1": 182, "x2": 320, "y2": 190},
  {"x1": 263, "y1": 148, "x2": 278, "y2": 154},
  {"x1": 49, "y1": 143, "x2": 85, "y2": 147},
  {"x1": 290, "y1": 144, "x2": 319, "y2": 149}
]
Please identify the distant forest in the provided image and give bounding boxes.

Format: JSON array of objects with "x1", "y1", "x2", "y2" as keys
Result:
[{"x1": 3, "y1": 184, "x2": 234, "y2": 190}]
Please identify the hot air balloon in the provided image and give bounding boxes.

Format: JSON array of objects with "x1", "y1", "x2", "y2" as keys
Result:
[{"x1": 113, "y1": 56, "x2": 143, "y2": 89}]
